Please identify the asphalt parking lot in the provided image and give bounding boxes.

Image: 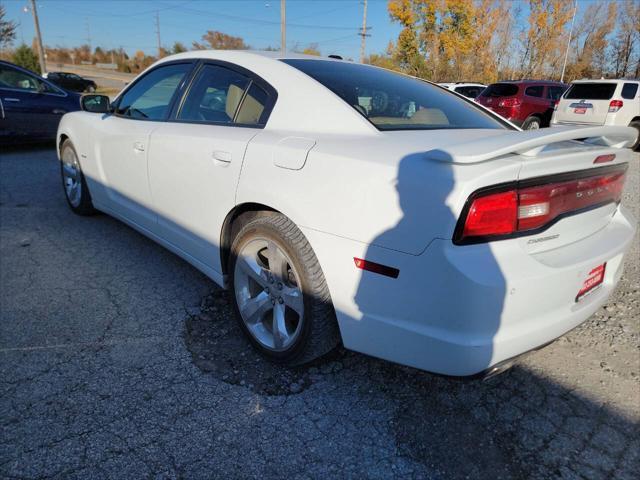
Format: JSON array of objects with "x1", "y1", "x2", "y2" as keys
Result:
[{"x1": 1, "y1": 145, "x2": 639, "y2": 479}]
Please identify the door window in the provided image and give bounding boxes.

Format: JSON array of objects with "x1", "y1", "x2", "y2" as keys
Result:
[
  {"x1": 0, "y1": 65, "x2": 58, "y2": 93},
  {"x1": 178, "y1": 64, "x2": 268, "y2": 125},
  {"x1": 116, "y1": 63, "x2": 191, "y2": 120},
  {"x1": 525, "y1": 86, "x2": 544, "y2": 97}
]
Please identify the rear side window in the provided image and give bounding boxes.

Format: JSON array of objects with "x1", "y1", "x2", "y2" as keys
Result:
[
  {"x1": 621, "y1": 83, "x2": 638, "y2": 99},
  {"x1": 525, "y1": 86, "x2": 543, "y2": 97},
  {"x1": 178, "y1": 65, "x2": 251, "y2": 124},
  {"x1": 236, "y1": 83, "x2": 268, "y2": 124},
  {"x1": 282, "y1": 59, "x2": 506, "y2": 131},
  {"x1": 480, "y1": 83, "x2": 519, "y2": 97},
  {"x1": 564, "y1": 83, "x2": 616, "y2": 100},
  {"x1": 116, "y1": 63, "x2": 191, "y2": 120}
]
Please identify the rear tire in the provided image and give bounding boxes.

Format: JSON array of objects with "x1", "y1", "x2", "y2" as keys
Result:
[
  {"x1": 228, "y1": 213, "x2": 340, "y2": 366},
  {"x1": 60, "y1": 139, "x2": 96, "y2": 216},
  {"x1": 629, "y1": 120, "x2": 640, "y2": 151},
  {"x1": 522, "y1": 116, "x2": 541, "y2": 130}
]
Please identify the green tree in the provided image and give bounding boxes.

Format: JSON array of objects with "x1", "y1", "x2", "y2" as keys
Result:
[
  {"x1": 172, "y1": 41, "x2": 187, "y2": 54},
  {"x1": 0, "y1": 4, "x2": 17, "y2": 50},
  {"x1": 12, "y1": 44, "x2": 40, "y2": 73}
]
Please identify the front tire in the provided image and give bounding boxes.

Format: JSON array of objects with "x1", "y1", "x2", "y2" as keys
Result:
[
  {"x1": 522, "y1": 116, "x2": 541, "y2": 130},
  {"x1": 60, "y1": 139, "x2": 96, "y2": 215},
  {"x1": 228, "y1": 213, "x2": 340, "y2": 365}
]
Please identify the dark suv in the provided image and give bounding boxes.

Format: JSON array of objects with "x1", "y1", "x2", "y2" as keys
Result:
[{"x1": 476, "y1": 80, "x2": 567, "y2": 130}]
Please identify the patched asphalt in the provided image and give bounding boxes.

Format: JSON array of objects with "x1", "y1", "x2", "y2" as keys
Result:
[{"x1": 1, "y1": 146, "x2": 638, "y2": 479}]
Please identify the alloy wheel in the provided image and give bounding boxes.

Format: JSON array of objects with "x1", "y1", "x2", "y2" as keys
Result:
[
  {"x1": 61, "y1": 147, "x2": 82, "y2": 208},
  {"x1": 234, "y1": 238, "x2": 304, "y2": 351}
]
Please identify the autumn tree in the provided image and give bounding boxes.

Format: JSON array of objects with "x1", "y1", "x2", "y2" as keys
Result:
[
  {"x1": 0, "y1": 4, "x2": 16, "y2": 50},
  {"x1": 518, "y1": 0, "x2": 574, "y2": 79},
  {"x1": 192, "y1": 31, "x2": 248, "y2": 50},
  {"x1": 565, "y1": 1, "x2": 616, "y2": 81},
  {"x1": 610, "y1": 0, "x2": 640, "y2": 78}
]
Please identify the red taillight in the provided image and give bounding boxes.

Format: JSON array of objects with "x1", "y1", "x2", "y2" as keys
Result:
[
  {"x1": 462, "y1": 191, "x2": 517, "y2": 238},
  {"x1": 498, "y1": 97, "x2": 521, "y2": 108},
  {"x1": 553, "y1": 100, "x2": 560, "y2": 111},
  {"x1": 608, "y1": 100, "x2": 623, "y2": 113},
  {"x1": 456, "y1": 167, "x2": 627, "y2": 244}
]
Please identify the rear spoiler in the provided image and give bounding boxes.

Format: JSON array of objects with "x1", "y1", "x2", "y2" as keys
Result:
[{"x1": 426, "y1": 126, "x2": 638, "y2": 164}]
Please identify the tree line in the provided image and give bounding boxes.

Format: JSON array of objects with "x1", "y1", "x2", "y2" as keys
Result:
[
  {"x1": 369, "y1": 0, "x2": 639, "y2": 82},
  {"x1": 1, "y1": 1, "x2": 638, "y2": 81}
]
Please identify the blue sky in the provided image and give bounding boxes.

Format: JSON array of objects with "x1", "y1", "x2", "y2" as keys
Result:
[{"x1": 3, "y1": 0, "x2": 403, "y2": 59}]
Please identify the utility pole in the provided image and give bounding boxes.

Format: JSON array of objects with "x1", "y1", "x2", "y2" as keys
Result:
[
  {"x1": 155, "y1": 11, "x2": 162, "y2": 58},
  {"x1": 560, "y1": 0, "x2": 577, "y2": 83},
  {"x1": 280, "y1": 0, "x2": 286, "y2": 55},
  {"x1": 28, "y1": 0, "x2": 46, "y2": 74},
  {"x1": 359, "y1": 0, "x2": 370, "y2": 64},
  {"x1": 85, "y1": 17, "x2": 91, "y2": 61}
]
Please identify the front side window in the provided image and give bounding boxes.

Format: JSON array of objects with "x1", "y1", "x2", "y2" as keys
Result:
[
  {"x1": 282, "y1": 59, "x2": 506, "y2": 131},
  {"x1": 525, "y1": 86, "x2": 543, "y2": 97},
  {"x1": 621, "y1": 83, "x2": 638, "y2": 99},
  {"x1": 116, "y1": 63, "x2": 191, "y2": 120},
  {"x1": 0, "y1": 65, "x2": 58, "y2": 93}
]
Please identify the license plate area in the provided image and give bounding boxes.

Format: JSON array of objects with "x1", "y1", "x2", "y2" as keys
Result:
[
  {"x1": 576, "y1": 263, "x2": 606, "y2": 302},
  {"x1": 574, "y1": 107, "x2": 587, "y2": 114}
]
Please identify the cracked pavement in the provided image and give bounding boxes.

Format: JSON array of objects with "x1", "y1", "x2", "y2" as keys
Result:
[{"x1": 1, "y1": 146, "x2": 639, "y2": 479}]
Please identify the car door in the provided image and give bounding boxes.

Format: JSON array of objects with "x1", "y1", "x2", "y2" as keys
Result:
[
  {"x1": 0, "y1": 63, "x2": 69, "y2": 140},
  {"x1": 91, "y1": 62, "x2": 193, "y2": 232},
  {"x1": 148, "y1": 62, "x2": 276, "y2": 271}
]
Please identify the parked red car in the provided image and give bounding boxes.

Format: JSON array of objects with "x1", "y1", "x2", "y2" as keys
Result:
[{"x1": 476, "y1": 80, "x2": 567, "y2": 130}]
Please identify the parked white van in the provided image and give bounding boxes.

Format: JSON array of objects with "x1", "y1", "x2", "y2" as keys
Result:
[{"x1": 551, "y1": 79, "x2": 640, "y2": 150}]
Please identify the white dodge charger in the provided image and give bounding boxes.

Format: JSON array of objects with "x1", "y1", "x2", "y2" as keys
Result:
[{"x1": 57, "y1": 51, "x2": 637, "y2": 377}]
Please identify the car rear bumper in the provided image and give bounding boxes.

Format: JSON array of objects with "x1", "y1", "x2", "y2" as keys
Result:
[{"x1": 303, "y1": 204, "x2": 637, "y2": 376}]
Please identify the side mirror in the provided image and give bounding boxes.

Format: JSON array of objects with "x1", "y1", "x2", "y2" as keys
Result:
[{"x1": 81, "y1": 94, "x2": 111, "y2": 114}]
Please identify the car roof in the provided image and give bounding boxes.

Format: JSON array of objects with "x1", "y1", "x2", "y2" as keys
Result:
[
  {"x1": 494, "y1": 79, "x2": 566, "y2": 85},
  {"x1": 570, "y1": 79, "x2": 639, "y2": 84}
]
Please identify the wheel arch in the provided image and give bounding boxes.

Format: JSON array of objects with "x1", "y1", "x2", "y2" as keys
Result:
[{"x1": 220, "y1": 202, "x2": 279, "y2": 275}]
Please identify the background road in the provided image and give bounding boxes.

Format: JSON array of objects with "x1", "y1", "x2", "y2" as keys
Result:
[{"x1": 1, "y1": 146, "x2": 638, "y2": 479}]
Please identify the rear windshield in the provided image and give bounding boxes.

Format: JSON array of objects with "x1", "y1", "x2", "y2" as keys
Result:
[
  {"x1": 281, "y1": 59, "x2": 506, "y2": 131},
  {"x1": 564, "y1": 83, "x2": 616, "y2": 100},
  {"x1": 480, "y1": 83, "x2": 519, "y2": 97}
]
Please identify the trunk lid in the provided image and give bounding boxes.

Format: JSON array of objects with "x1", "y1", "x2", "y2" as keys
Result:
[{"x1": 427, "y1": 125, "x2": 636, "y2": 252}]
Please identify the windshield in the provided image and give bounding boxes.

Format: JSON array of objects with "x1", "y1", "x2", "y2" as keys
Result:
[
  {"x1": 282, "y1": 59, "x2": 507, "y2": 131},
  {"x1": 564, "y1": 83, "x2": 617, "y2": 100},
  {"x1": 480, "y1": 83, "x2": 519, "y2": 97}
]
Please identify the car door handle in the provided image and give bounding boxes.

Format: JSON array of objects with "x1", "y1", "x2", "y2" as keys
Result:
[
  {"x1": 3, "y1": 98, "x2": 20, "y2": 102},
  {"x1": 52, "y1": 109, "x2": 66, "y2": 115},
  {"x1": 133, "y1": 141, "x2": 145, "y2": 153},
  {"x1": 212, "y1": 150, "x2": 232, "y2": 165}
]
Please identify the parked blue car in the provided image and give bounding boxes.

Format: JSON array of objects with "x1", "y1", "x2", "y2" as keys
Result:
[{"x1": 0, "y1": 60, "x2": 81, "y2": 144}]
